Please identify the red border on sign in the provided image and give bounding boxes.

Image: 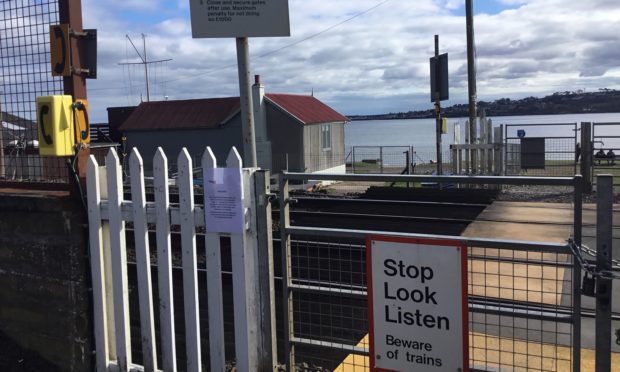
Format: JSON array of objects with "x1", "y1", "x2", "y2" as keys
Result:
[{"x1": 366, "y1": 235, "x2": 469, "y2": 372}]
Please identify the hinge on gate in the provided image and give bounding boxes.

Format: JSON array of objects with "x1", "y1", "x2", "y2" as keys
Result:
[
  {"x1": 244, "y1": 208, "x2": 251, "y2": 231},
  {"x1": 615, "y1": 328, "x2": 620, "y2": 346}
]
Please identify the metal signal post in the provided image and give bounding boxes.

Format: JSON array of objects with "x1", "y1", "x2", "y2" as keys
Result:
[{"x1": 435, "y1": 35, "x2": 442, "y2": 176}]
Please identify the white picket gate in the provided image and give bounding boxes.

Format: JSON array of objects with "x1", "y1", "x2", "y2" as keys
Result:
[{"x1": 87, "y1": 146, "x2": 269, "y2": 372}]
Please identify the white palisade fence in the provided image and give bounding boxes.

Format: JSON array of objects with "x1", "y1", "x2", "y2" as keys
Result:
[{"x1": 87, "y1": 146, "x2": 266, "y2": 372}]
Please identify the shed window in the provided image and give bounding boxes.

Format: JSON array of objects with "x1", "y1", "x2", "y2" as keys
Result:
[{"x1": 321, "y1": 124, "x2": 331, "y2": 151}]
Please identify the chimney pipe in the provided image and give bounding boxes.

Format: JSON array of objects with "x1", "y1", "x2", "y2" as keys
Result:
[{"x1": 254, "y1": 74, "x2": 261, "y2": 85}]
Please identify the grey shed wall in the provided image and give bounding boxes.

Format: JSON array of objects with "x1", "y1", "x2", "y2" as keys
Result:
[
  {"x1": 266, "y1": 105, "x2": 304, "y2": 172},
  {"x1": 303, "y1": 122, "x2": 345, "y2": 173},
  {"x1": 123, "y1": 114, "x2": 243, "y2": 173}
]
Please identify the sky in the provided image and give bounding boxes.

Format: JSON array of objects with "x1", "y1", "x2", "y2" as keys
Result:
[{"x1": 80, "y1": 0, "x2": 620, "y2": 122}]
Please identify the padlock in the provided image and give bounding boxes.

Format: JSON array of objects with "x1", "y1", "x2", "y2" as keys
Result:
[{"x1": 581, "y1": 272, "x2": 596, "y2": 297}]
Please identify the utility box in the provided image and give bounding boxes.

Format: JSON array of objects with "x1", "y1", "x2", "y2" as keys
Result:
[
  {"x1": 520, "y1": 137, "x2": 545, "y2": 170},
  {"x1": 36, "y1": 95, "x2": 75, "y2": 156}
]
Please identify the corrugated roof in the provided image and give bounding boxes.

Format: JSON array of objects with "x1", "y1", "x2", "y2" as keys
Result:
[
  {"x1": 119, "y1": 97, "x2": 240, "y2": 131},
  {"x1": 265, "y1": 93, "x2": 349, "y2": 125}
]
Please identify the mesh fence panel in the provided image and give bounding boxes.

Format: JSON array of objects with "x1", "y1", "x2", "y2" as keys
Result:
[
  {"x1": 285, "y1": 235, "x2": 575, "y2": 371},
  {"x1": 0, "y1": 0, "x2": 67, "y2": 183}
]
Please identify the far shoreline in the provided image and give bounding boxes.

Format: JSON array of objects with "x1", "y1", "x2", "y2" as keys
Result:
[{"x1": 347, "y1": 110, "x2": 620, "y2": 122}]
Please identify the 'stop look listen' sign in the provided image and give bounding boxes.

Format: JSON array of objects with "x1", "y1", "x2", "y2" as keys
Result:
[
  {"x1": 190, "y1": 0, "x2": 291, "y2": 38},
  {"x1": 367, "y1": 236, "x2": 469, "y2": 372}
]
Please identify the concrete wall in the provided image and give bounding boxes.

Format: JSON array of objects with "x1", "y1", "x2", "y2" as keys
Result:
[
  {"x1": 123, "y1": 114, "x2": 243, "y2": 173},
  {"x1": 0, "y1": 192, "x2": 91, "y2": 371}
]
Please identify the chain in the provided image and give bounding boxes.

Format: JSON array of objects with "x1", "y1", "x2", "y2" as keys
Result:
[
  {"x1": 579, "y1": 243, "x2": 620, "y2": 269},
  {"x1": 568, "y1": 239, "x2": 620, "y2": 280}
]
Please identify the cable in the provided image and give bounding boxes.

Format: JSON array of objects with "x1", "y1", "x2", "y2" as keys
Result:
[
  {"x1": 255, "y1": 0, "x2": 391, "y2": 60},
  {"x1": 89, "y1": 0, "x2": 392, "y2": 92},
  {"x1": 69, "y1": 102, "x2": 90, "y2": 212}
]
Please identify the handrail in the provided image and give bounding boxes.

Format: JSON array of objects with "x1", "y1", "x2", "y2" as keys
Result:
[{"x1": 282, "y1": 172, "x2": 576, "y2": 186}]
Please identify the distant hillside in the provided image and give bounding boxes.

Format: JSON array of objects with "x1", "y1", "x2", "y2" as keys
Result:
[{"x1": 348, "y1": 89, "x2": 620, "y2": 121}]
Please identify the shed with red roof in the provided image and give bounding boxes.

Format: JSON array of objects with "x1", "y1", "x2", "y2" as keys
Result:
[{"x1": 119, "y1": 77, "x2": 349, "y2": 173}]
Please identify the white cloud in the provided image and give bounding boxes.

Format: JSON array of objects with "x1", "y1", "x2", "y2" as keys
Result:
[
  {"x1": 78, "y1": 0, "x2": 620, "y2": 120},
  {"x1": 445, "y1": 0, "x2": 464, "y2": 10}
]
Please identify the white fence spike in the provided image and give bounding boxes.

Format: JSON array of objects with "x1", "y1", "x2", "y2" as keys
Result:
[
  {"x1": 87, "y1": 155, "x2": 110, "y2": 371},
  {"x1": 106, "y1": 145, "x2": 132, "y2": 371},
  {"x1": 129, "y1": 149, "x2": 158, "y2": 371},
  {"x1": 227, "y1": 146, "x2": 243, "y2": 168},
  {"x1": 153, "y1": 147, "x2": 178, "y2": 372},
  {"x1": 203, "y1": 149, "x2": 226, "y2": 371},
  {"x1": 202, "y1": 146, "x2": 217, "y2": 169},
  {"x1": 177, "y1": 148, "x2": 202, "y2": 372}
]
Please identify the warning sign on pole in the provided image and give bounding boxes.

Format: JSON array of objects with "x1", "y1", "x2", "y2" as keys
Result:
[
  {"x1": 367, "y1": 236, "x2": 468, "y2": 372},
  {"x1": 189, "y1": 0, "x2": 290, "y2": 38}
]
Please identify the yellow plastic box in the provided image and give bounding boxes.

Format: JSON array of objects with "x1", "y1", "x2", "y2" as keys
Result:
[
  {"x1": 36, "y1": 95, "x2": 75, "y2": 156},
  {"x1": 73, "y1": 99, "x2": 90, "y2": 144}
]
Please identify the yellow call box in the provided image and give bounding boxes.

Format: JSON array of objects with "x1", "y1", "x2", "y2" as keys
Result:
[
  {"x1": 36, "y1": 95, "x2": 75, "y2": 156},
  {"x1": 73, "y1": 99, "x2": 90, "y2": 144}
]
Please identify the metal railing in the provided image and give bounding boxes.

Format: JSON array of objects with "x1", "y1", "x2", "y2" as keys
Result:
[{"x1": 279, "y1": 172, "x2": 584, "y2": 371}]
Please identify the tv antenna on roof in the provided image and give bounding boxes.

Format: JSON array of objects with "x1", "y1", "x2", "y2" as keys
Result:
[{"x1": 119, "y1": 34, "x2": 172, "y2": 102}]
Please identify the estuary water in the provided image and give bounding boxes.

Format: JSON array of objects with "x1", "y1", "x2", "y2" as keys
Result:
[{"x1": 345, "y1": 113, "x2": 620, "y2": 162}]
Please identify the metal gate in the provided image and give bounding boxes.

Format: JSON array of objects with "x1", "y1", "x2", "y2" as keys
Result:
[
  {"x1": 504, "y1": 123, "x2": 578, "y2": 178},
  {"x1": 279, "y1": 173, "x2": 586, "y2": 372}
]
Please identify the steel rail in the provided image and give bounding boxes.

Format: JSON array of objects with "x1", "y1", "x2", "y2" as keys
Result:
[{"x1": 282, "y1": 172, "x2": 576, "y2": 186}]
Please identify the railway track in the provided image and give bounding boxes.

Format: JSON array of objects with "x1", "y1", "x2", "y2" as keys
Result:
[{"x1": 274, "y1": 196, "x2": 488, "y2": 235}]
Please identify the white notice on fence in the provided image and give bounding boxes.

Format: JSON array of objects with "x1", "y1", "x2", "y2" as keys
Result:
[
  {"x1": 189, "y1": 0, "x2": 290, "y2": 38},
  {"x1": 204, "y1": 168, "x2": 244, "y2": 234},
  {"x1": 367, "y1": 236, "x2": 468, "y2": 372}
]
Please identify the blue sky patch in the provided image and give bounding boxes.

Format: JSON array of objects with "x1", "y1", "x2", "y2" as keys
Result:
[{"x1": 451, "y1": 1, "x2": 524, "y2": 16}]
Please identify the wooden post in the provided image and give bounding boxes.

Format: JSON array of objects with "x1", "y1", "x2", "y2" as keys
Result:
[
  {"x1": 58, "y1": 0, "x2": 90, "y2": 184},
  {"x1": 255, "y1": 170, "x2": 277, "y2": 371},
  {"x1": 228, "y1": 147, "x2": 260, "y2": 371},
  {"x1": 494, "y1": 126, "x2": 503, "y2": 176}
]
